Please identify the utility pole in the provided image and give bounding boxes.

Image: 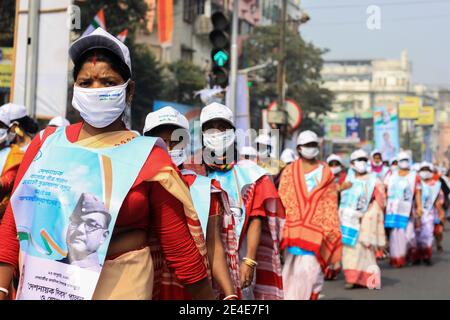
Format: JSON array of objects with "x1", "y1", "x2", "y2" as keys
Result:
[
  {"x1": 228, "y1": 0, "x2": 239, "y2": 118},
  {"x1": 25, "y1": 0, "x2": 40, "y2": 119},
  {"x1": 276, "y1": 0, "x2": 288, "y2": 149}
]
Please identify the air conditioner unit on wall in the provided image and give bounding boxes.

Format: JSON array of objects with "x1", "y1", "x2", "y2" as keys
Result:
[{"x1": 194, "y1": 15, "x2": 213, "y2": 35}]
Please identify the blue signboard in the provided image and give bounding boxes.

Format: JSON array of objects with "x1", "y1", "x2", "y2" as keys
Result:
[{"x1": 346, "y1": 117, "x2": 360, "y2": 138}]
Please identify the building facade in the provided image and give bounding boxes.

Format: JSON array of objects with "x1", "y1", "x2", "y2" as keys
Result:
[
  {"x1": 136, "y1": 0, "x2": 264, "y2": 68},
  {"x1": 321, "y1": 50, "x2": 439, "y2": 161}
]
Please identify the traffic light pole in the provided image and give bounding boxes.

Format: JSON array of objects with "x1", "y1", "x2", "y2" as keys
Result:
[
  {"x1": 25, "y1": 0, "x2": 40, "y2": 119},
  {"x1": 228, "y1": 0, "x2": 239, "y2": 118},
  {"x1": 276, "y1": 0, "x2": 287, "y2": 150}
]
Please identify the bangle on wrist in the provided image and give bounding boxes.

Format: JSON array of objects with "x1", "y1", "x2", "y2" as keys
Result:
[
  {"x1": 0, "y1": 287, "x2": 9, "y2": 296},
  {"x1": 223, "y1": 294, "x2": 239, "y2": 300},
  {"x1": 242, "y1": 257, "x2": 258, "y2": 268}
]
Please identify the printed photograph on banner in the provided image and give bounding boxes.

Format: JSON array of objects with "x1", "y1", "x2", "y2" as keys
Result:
[{"x1": 373, "y1": 105, "x2": 400, "y2": 162}]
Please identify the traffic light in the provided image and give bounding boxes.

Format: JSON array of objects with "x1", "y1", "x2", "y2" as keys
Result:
[{"x1": 209, "y1": 11, "x2": 230, "y2": 88}]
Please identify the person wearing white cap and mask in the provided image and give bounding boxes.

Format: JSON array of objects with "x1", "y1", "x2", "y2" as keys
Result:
[
  {"x1": 255, "y1": 134, "x2": 285, "y2": 176},
  {"x1": 48, "y1": 116, "x2": 70, "y2": 127},
  {"x1": 323, "y1": 153, "x2": 348, "y2": 281},
  {"x1": 0, "y1": 28, "x2": 215, "y2": 301},
  {"x1": 370, "y1": 149, "x2": 389, "y2": 180},
  {"x1": 143, "y1": 106, "x2": 238, "y2": 300},
  {"x1": 0, "y1": 103, "x2": 38, "y2": 221},
  {"x1": 278, "y1": 130, "x2": 341, "y2": 300},
  {"x1": 326, "y1": 154, "x2": 349, "y2": 190},
  {"x1": 339, "y1": 149, "x2": 386, "y2": 289},
  {"x1": 200, "y1": 102, "x2": 285, "y2": 300},
  {"x1": 384, "y1": 151, "x2": 422, "y2": 268},
  {"x1": 413, "y1": 162, "x2": 445, "y2": 262}
]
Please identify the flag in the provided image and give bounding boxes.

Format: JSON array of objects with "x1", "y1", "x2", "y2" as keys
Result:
[
  {"x1": 157, "y1": 0, "x2": 173, "y2": 47},
  {"x1": 82, "y1": 8, "x2": 106, "y2": 36},
  {"x1": 116, "y1": 29, "x2": 128, "y2": 43}
]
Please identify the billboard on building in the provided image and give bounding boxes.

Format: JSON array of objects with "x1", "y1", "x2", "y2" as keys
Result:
[
  {"x1": 0, "y1": 47, "x2": 13, "y2": 89},
  {"x1": 399, "y1": 96, "x2": 421, "y2": 119},
  {"x1": 415, "y1": 106, "x2": 435, "y2": 126},
  {"x1": 325, "y1": 116, "x2": 346, "y2": 139},
  {"x1": 373, "y1": 105, "x2": 400, "y2": 161}
]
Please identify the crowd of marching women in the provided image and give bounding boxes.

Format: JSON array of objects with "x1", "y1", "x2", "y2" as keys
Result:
[{"x1": 0, "y1": 28, "x2": 448, "y2": 300}]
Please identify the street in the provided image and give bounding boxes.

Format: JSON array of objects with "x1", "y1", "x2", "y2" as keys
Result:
[{"x1": 323, "y1": 228, "x2": 450, "y2": 300}]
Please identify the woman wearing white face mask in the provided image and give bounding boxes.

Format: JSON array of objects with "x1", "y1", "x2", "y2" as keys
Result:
[
  {"x1": 143, "y1": 106, "x2": 238, "y2": 300},
  {"x1": 200, "y1": 102, "x2": 285, "y2": 300},
  {"x1": 370, "y1": 150, "x2": 389, "y2": 180},
  {"x1": 0, "y1": 103, "x2": 38, "y2": 222},
  {"x1": 412, "y1": 162, "x2": 445, "y2": 265},
  {"x1": 0, "y1": 28, "x2": 215, "y2": 300},
  {"x1": 278, "y1": 130, "x2": 341, "y2": 300},
  {"x1": 326, "y1": 154, "x2": 351, "y2": 191},
  {"x1": 339, "y1": 149, "x2": 386, "y2": 290},
  {"x1": 384, "y1": 152, "x2": 422, "y2": 268}
]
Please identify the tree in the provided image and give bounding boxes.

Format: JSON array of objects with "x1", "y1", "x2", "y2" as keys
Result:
[
  {"x1": 161, "y1": 61, "x2": 207, "y2": 106},
  {"x1": 242, "y1": 25, "x2": 333, "y2": 134},
  {"x1": 70, "y1": 0, "x2": 164, "y2": 130}
]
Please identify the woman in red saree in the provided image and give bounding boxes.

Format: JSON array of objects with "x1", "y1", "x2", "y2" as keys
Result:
[
  {"x1": 0, "y1": 28, "x2": 214, "y2": 300},
  {"x1": 279, "y1": 130, "x2": 342, "y2": 300},
  {"x1": 143, "y1": 106, "x2": 239, "y2": 300},
  {"x1": 198, "y1": 102, "x2": 285, "y2": 300}
]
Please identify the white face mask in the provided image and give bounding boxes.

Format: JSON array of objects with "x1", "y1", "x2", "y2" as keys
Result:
[
  {"x1": 419, "y1": 171, "x2": 432, "y2": 180},
  {"x1": 300, "y1": 147, "x2": 319, "y2": 160},
  {"x1": 391, "y1": 165, "x2": 399, "y2": 172},
  {"x1": 72, "y1": 80, "x2": 130, "y2": 128},
  {"x1": 203, "y1": 130, "x2": 235, "y2": 156},
  {"x1": 372, "y1": 161, "x2": 383, "y2": 167},
  {"x1": 331, "y1": 166, "x2": 342, "y2": 175},
  {"x1": 169, "y1": 149, "x2": 187, "y2": 167},
  {"x1": 0, "y1": 128, "x2": 8, "y2": 144},
  {"x1": 398, "y1": 160, "x2": 410, "y2": 170},
  {"x1": 353, "y1": 160, "x2": 368, "y2": 174}
]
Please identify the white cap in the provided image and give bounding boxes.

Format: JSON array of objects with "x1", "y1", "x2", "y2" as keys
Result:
[
  {"x1": 48, "y1": 116, "x2": 70, "y2": 127},
  {"x1": 297, "y1": 130, "x2": 319, "y2": 146},
  {"x1": 0, "y1": 103, "x2": 28, "y2": 124},
  {"x1": 327, "y1": 154, "x2": 342, "y2": 164},
  {"x1": 281, "y1": 148, "x2": 298, "y2": 164},
  {"x1": 389, "y1": 156, "x2": 398, "y2": 165},
  {"x1": 200, "y1": 102, "x2": 234, "y2": 128},
  {"x1": 0, "y1": 105, "x2": 11, "y2": 126},
  {"x1": 143, "y1": 106, "x2": 189, "y2": 134},
  {"x1": 255, "y1": 134, "x2": 272, "y2": 146},
  {"x1": 397, "y1": 151, "x2": 411, "y2": 162},
  {"x1": 350, "y1": 149, "x2": 369, "y2": 161},
  {"x1": 371, "y1": 149, "x2": 382, "y2": 158},
  {"x1": 69, "y1": 27, "x2": 132, "y2": 76},
  {"x1": 240, "y1": 146, "x2": 257, "y2": 157},
  {"x1": 419, "y1": 161, "x2": 433, "y2": 171}
]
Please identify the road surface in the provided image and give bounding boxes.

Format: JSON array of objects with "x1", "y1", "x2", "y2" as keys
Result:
[{"x1": 322, "y1": 228, "x2": 450, "y2": 299}]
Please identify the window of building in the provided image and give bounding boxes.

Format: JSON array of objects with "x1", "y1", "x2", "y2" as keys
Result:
[
  {"x1": 184, "y1": 0, "x2": 206, "y2": 23},
  {"x1": 181, "y1": 46, "x2": 194, "y2": 62}
]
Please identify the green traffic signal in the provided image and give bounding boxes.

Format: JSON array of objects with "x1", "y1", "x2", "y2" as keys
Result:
[{"x1": 213, "y1": 50, "x2": 229, "y2": 67}]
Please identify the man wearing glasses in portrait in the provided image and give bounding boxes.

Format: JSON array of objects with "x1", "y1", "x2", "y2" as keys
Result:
[{"x1": 58, "y1": 193, "x2": 112, "y2": 272}]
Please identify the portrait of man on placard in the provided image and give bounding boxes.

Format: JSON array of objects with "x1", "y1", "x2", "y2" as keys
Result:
[{"x1": 58, "y1": 193, "x2": 111, "y2": 272}]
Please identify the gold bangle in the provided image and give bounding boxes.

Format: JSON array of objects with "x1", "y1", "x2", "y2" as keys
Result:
[{"x1": 242, "y1": 257, "x2": 258, "y2": 268}]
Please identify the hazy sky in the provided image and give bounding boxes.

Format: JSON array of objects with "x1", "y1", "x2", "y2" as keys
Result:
[{"x1": 300, "y1": 0, "x2": 450, "y2": 88}]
